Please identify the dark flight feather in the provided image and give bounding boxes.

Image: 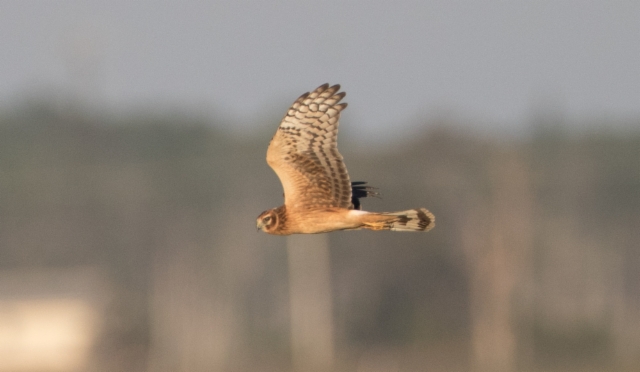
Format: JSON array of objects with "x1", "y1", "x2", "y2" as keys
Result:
[{"x1": 351, "y1": 181, "x2": 380, "y2": 210}]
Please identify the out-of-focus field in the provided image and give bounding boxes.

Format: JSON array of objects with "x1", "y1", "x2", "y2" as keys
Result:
[{"x1": 1, "y1": 103, "x2": 638, "y2": 371}]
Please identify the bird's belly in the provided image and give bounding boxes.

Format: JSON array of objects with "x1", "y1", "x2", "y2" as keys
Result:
[{"x1": 288, "y1": 208, "x2": 359, "y2": 234}]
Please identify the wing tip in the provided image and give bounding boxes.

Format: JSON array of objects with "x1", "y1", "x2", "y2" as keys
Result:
[{"x1": 316, "y1": 83, "x2": 342, "y2": 94}]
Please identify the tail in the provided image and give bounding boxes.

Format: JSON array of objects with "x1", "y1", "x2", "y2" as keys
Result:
[{"x1": 361, "y1": 208, "x2": 435, "y2": 232}]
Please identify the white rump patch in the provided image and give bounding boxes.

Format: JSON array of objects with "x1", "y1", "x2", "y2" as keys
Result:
[{"x1": 347, "y1": 210, "x2": 368, "y2": 216}]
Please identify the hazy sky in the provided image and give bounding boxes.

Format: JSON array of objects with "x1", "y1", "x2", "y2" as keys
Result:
[{"x1": 1, "y1": 1, "x2": 639, "y2": 140}]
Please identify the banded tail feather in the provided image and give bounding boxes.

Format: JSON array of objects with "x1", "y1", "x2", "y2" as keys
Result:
[
  {"x1": 383, "y1": 208, "x2": 435, "y2": 232},
  {"x1": 359, "y1": 208, "x2": 435, "y2": 232}
]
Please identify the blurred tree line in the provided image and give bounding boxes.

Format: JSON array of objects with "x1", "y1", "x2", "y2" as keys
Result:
[{"x1": 0, "y1": 100, "x2": 638, "y2": 372}]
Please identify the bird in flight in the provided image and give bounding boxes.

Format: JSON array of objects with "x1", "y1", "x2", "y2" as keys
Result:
[{"x1": 256, "y1": 84, "x2": 435, "y2": 235}]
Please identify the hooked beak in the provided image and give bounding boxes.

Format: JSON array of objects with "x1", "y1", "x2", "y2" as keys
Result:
[{"x1": 256, "y1": 220, "x2": 264, "y2": 232}]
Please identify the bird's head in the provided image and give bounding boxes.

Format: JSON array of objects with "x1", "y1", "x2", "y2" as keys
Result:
[{"x1": 256, "y1": 209, "x2": 278, "y2": 233}]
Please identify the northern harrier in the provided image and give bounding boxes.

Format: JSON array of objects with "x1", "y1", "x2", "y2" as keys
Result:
[{"x1": 256, "y1": 84, "x2": 435, "y2": 235}]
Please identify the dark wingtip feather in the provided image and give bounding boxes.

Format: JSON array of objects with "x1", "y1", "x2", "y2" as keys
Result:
[{"x1": 351, "y1": 181, "x2": 381, "y2": 210}]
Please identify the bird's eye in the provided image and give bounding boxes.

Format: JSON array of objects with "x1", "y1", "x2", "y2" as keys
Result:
[{"x1": 264, "y1": 216, "x2": 271, "y2": 222}]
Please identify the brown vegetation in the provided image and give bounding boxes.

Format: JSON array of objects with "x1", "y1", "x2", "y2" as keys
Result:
[{"x1": 1, "y1": 103, "x2": 638, "y2": 371}]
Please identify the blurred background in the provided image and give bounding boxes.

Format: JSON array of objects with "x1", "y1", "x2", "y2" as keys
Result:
[{"x1": 1, "y1": 1, "x2": 639, "y2": 371}]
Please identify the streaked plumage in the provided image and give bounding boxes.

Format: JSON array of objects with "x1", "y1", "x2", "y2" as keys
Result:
[{"x1": 257, "y1": 84, "x2": 435, "y2": 235}]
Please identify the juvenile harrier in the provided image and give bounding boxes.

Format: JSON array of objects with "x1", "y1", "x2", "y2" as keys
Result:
[{"x1": 256, "y1": 84, "x2": 435, "y2": 235}]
